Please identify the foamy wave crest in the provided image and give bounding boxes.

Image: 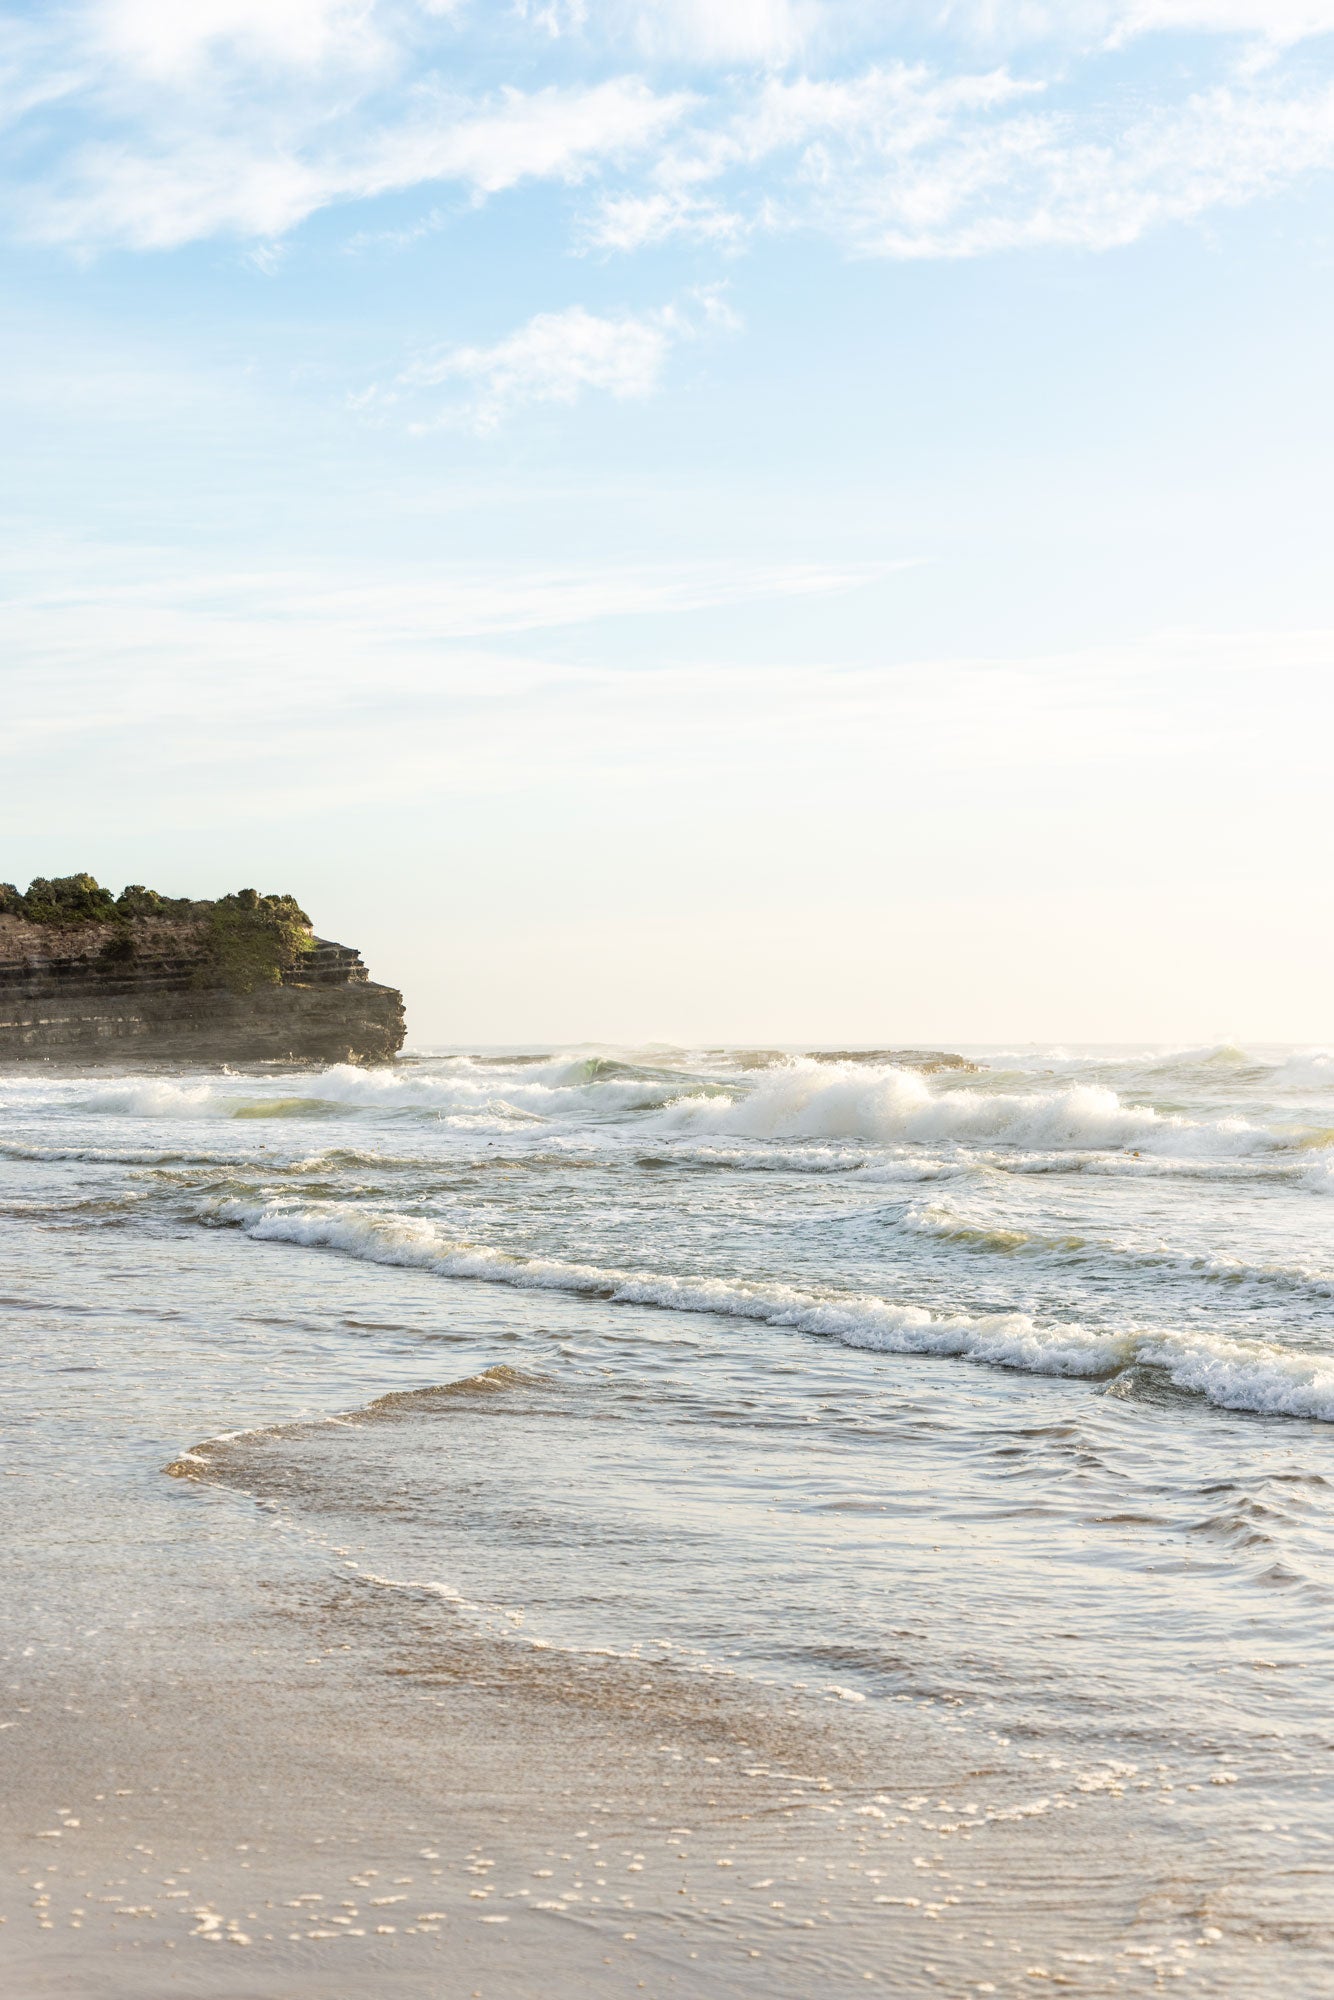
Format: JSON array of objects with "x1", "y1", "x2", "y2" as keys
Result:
[
  {"x1": 201, "y1": 1197, "x2": 1334, "y2": 1422},
  {"x1": 1275, "y1": 1050, "x2": 1334, "y2": 1089},
  {"x1": 977, "y1": 1152, "x2": 1306, "y2": 1185},
  {"x1": 81, "y1": 1078, "x2": 232, "y2": 1117},
  {"x1": 1133, "y1": 1333, "x2": 1334, "y2": 1421},
  {"x1": 0, "y1": 1141, "x2": 241, "y2": 1167},
  {"x1": 638, "y1": 1142, "x2": 959, "y2": 1179},
  {"x1": 654, "y1": 1061, "x2": 1271, "y2": 1155},
  {"x1": 76, "y1": 1061, "x2": 693, "y2": 1126}
]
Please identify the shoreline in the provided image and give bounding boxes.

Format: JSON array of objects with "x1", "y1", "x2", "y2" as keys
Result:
[{"x1": 1, "y1": 1333, "x2": 1304, "y2": 2000}]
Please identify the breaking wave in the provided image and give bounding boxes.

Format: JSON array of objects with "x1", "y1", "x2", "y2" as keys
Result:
[
  {"x1": 199, "y1": 1196, "x2": 1334, "y2": 1423},
  {"x1": 70, "y1": 1062, "x2": 695, "y2": 1126},
  {"x1": 651, "y1": 1064, "x2": 1282, "y2": 1155},
  {"x1": 8, "y1": 1056, "x2": 1327, "y2": 1176}
]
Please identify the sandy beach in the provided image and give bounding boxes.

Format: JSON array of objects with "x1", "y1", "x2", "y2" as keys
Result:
[{"x1": 2, "y1": 1403, "x2": 1281, "y2": 2000}]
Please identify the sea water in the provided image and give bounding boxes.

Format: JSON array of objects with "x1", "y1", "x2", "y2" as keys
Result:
[{"x1": 2, "y1": 1043, "x2": 1332, "y2": 1991}]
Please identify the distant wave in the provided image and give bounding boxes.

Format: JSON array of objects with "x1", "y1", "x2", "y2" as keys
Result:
[
  {"x1": 71, "y1": 1063, "x2": 693, "y2": 1126},
  {"x1": 650, "y1": 1063, "x2": 1287, "y2": 1155},
  {"x1": 57, "y1": 1057, "x2": 1334, "y2": 1170},
  {"x1": 200, "y1": 1196, "x2": 1334, "y2": 1423}
]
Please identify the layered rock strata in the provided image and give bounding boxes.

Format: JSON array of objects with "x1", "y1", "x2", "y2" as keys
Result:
[{"x1": 0, "y1": 916, "x2": 405, "y2": 1064}]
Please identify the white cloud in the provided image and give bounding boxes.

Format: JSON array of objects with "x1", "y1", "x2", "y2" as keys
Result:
[
  {"x1": 381, "y1": 287, "x2": 737, "y2": 429},
  {"x1": 623, "y1": 0, "x2": 819, "y2": 62},
  {"x1": 827, "y1": 76, "x2": 1334, "y2": 256},
  {"x1": 30, "y1": 78, "x2": 688, "y2": 249},
  {"x1": 516, "y1": 0, "x2": 829, "y2": 62},
  {"x1": 1112, "y1": 0, "x2": 1334, "y2": 41},
  {"x1": 937, "y1": 0, "x2": 1334, "y2": 42},
  {"x1": 586, "y1": 61, "x2": 1334, "y2": 257},
  {"x1": 92, "y1": 0, "x2": 393, "y2": 80},
  {"x1": 3, "y1": 0, "x2": 1334, "y2": 263},
  {"x1": 588, "y1": 62, "x2": 1036, "y2": 245}
]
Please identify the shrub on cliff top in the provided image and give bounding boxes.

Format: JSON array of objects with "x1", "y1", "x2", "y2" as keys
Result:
[
  {"x1": 2, "y1": 877, "x2": 316, "y2": 994},
  {"x1": 13, "y1": 874, "x2": 118, "y2": 925},
  {"x1": 199, "y1": 889, "x2": 314, "y2": 995},
  {"x1": 0, "y1": 873, "x2": 199, "y2": 925},
  {"x1": 115, "y1": 884, "x2": 167, "y2": 918}
]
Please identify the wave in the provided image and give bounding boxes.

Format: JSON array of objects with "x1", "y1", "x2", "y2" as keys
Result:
[
  {"x1": 71, "y1": 1062, "x2": 697, "y2": 1126},
  {"x1": 13, "y1": 1053, "x2": 1330, "y2": 1169},
  {"x1": 0, "y1": 1140, "x2": 244, "y2": 1168},
  {"x1": 636, "y1": 1142, "x2": 958, "y2": 1179},
  {"x1": 971, "y1": 1151, "x2": 1312, "y2": 1185},
  {"x1": 898, "y1": 1199, "x2": 1334, "y2": 1299},
  {"x1": 1276, "y1": 1051, "x2": 1334, "y2": 1089},
  {"x1": 200, "y1": 1196, "x2": 1334, "y2": 1423},
  {"x1": 648, "y1": 1141, "x2": 1324, "y2": 1192},
  {"x1": 650, "y1": 1062, "x2": 1286, "y2": 1156}
]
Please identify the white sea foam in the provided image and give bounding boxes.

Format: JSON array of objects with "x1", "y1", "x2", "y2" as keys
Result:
[
  {"x1": 1134, "y1": 1332, "x2": 1334, "y2": 1422},
  {"x1": 202, "y1": 1196, "x2": 1334, "y2": 1422},
  {"x1": 0, "y1": 1141, "x2": 241, "y2": 1167},
  {"x1": 70, "y1": 1061, "x2": 689, "y2": 1126},
  {"x1": 651, "y1": 1061, "x2": 1274, "y2": 1156},
  {"x1": 1274, "y1": 1050, "x2": 1334, "y2": 1088},
  {"x1": 80, "y1": 1078, "x2": 229, "y2": 1117},
  {"x1": 640, "y1": 1142, "x2": 957, "y2": 1179},
  {"x1": 8, "y1": 1054, "x2": 1323, "y2": 1170}
]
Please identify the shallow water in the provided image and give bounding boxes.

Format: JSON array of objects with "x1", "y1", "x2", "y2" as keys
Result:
[{"x1": 3, "y1": 1042, "x2": 1333, "y2": 1993}]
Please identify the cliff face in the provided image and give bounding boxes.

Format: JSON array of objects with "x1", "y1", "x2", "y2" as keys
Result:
[{"x1": 0, "y1": 914, "x2": 405, "y2": 1065}]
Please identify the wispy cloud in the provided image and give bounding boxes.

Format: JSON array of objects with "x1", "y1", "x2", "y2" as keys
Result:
[
  {"x1": 1105, "y1": 0, "x2": 1334, "y2": 44},
  {"x1": 515, "y1": 0, "x2": 830, "y2": 63},
  {"x1": 27, "y1": 76, "x2": 688, "y2": 250},
  {"x1": 620, "y1": 0, "x2": 821, "y2": 63},
  {"x1": 4, "y1": 540, "x2": 1330, "y2": 821},
  {"x1": 588, "y1": 62, "x2": 1334, "y2": 257},
  {"x1": 370, "y1": 287, "x2": 738, "y2": 430},
  {"x1": 3, "y1": 0, "x2": 1334, "y2": 265},
  {"x1": 91, "y1": 0, "x2": 400, "y2": 80},
  {"x1": 928, "y1": 1, "x2": 1334, "y2": 45}
]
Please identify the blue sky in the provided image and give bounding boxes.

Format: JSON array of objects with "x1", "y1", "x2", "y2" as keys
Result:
[{"x1": 3, "y1": 1, "x2": 1333, "y2": 1042}]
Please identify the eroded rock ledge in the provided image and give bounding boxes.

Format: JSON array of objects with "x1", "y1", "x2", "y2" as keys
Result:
[{"x1": 0, "y1": 885, "x2": 405, "y2": 1065}]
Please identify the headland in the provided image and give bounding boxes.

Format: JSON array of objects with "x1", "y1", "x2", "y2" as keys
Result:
[{"x1": 0, "y1": 874, "x2": 405, "y2": 1065}]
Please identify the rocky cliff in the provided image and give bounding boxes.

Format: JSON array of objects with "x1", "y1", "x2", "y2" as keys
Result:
[{"x1": 0, "y1": 878, "x2": 405, "y2": 1065}]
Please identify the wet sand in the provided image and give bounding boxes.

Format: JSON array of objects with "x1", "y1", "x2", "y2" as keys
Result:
[{"x1": 2, "y1": 1389, "x2": 1299, "y2": 1999}]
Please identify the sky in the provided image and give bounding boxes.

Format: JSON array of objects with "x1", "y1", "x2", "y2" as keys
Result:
[{"x1": 2, "y1": 0, "x2": 1333, "y2": 1045}]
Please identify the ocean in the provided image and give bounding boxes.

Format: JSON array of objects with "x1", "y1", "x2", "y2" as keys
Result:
[{"x1": 2, "y1": 1043, "x2": 1332, "y2": 1997}]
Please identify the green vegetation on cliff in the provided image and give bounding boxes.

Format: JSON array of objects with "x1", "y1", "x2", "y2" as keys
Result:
[
  {"x1": 199, "y1": 890, "x2": 314, "y2": 995},
  {"x1": 0, "y1": 874, "x2": 121, "y2": 925},
  {"x1": 0, "y1": 874, "x2": 315, "y2": 995},
  {"x1": 0, "y1": 873, "x2": 202, "y2": 925}
]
